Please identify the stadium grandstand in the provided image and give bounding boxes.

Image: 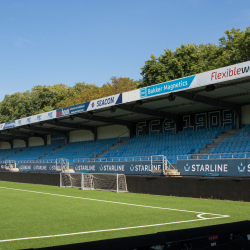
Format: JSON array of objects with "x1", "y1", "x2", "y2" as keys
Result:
[
  {"x1": 1, "y1": 59, "x2": 250, "y2": 250},
  {"x1": 0, "y1": 60, "x2": 250, "y2": 184}
]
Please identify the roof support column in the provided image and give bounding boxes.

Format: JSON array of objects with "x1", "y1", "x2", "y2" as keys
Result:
[
  {"x1": 175, "y1": 117, "x2": 181, "y2": 134},
  {"x1": 42, "y1": 135, "x2": 48, "y2": 146},
  {"x1": 126, "y1": 125, "x2": 133, "y2": 139},
  {"x1": 25, "y1": 138, "x2": 29, "y2": 148},
  {"x1": 64, "y1": 132, "x2": 70, "y2": 144},
  {"x1": 237, "y1": 107, "x2": 242, "y2": 129}
]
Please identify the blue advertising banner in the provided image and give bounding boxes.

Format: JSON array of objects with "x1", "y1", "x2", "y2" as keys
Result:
[
  {"x1": 3, "y1": 121, "x2": 15, "y2": 129},
  {"x1": 18, "y1": 162, "x2": 58, "y2": 173},
  {"x1": 0, "y1": 164, "x2": 9, "y2": 172},
  {"x1": 177, "y1": 159, "x2": 250, "y2": 177},
  {"x1": 1, "y1": 161, "x2": 163, "y2": 175},
  {"x1": 74, "y1": 160, "x2": 163, "y2": 175},
  {"x1": 140, "y1": 75, "x2": 196, "y2": 99},
  {"x1": 56, "y1": 103, "x2": 89, "y2": 118}
]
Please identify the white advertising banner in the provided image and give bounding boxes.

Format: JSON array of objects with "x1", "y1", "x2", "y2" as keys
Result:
[{"x1": 15, "y1": 110, "x2": 56, "y2": 127}]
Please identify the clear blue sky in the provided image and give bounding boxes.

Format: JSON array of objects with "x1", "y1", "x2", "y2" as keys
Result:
[{"x1": 0, "y1": 0, "x2": 249, "y2": 101}]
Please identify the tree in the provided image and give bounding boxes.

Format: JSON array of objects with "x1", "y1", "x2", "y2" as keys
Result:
[
  {"x1": 0, "y1": 84, "x2": 70, "y2": 122},
  {"x1": 219, "y1": 27, "x2": 250, "y2": 66},
  {"x1": 0, "y1": 91, "x2": 34, "y2": 121},
  {"x1": 56, "y1": 82, "x2": 99, "y2": 108},
  {"x1": 56, "y1": 77, "x2": 137, "y2": 108},
  {"x1": 31, "y1": 84, "x2": 69, "y2": 113},
  {"x1": 139, "y1": 27, "x2": 250, "y2": 88}
]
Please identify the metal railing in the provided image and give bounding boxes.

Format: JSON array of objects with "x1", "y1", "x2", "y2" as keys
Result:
[
  {"x1": 177, "y1": 152, "x2": 250, "y2": 160},
  {"x1": 73, "y1": 156, "x2": 157, "y2": 162},
  {"x1": 18, "y1": 160, "x2": 35, "y2": 163},
  {"x1": 165, "y1": 158, "x2": 177, "y2": 174},
  {"x1": 36, "y1": 159, "x2": 57, "y2": 163}
]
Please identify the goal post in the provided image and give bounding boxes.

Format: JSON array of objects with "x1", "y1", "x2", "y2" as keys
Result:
[{"x1": 60, "y1": 173, "x2": 128, "y2": 193}]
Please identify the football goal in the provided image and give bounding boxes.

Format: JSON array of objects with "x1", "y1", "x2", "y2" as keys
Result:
[{"x1": 60, "y1": 173, "x2": 128, "y2": 193}]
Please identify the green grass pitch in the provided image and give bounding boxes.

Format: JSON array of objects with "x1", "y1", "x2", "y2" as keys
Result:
[{"x1": 0, "y1": 180, "x2": 250, "y2": 250}]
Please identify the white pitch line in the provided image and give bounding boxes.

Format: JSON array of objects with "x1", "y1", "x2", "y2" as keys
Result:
[
  {"x1": 0, "y1": 217, "x2": 226, "y2": 243},
  {"x1": 0, "y1": 186, "x2": 229, "y2": 218}
]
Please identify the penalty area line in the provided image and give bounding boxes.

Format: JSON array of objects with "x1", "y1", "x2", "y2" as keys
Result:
[{"x1": 0, "y1": 216, "x2": 227, "y2": 243}]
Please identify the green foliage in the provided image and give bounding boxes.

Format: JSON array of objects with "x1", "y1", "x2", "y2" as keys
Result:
[
  {"x1": 0, "y1": 85, "x2": 70, "y2": 122},
  {"x1": 219, "y1": 27, "x2": 250, "y2": 65},
  {"x1": 0, "y1": 91, "x2": 34, "y2": 121},
  {"x1": 31, "y1": 84, "x2": 69, "y2": 114},
  {"x1": 56, "y1": 77, "x2": 137, "y2": 109},
  {"x1": 140, "y1": 26, "x2": 250, "y2": 87}
]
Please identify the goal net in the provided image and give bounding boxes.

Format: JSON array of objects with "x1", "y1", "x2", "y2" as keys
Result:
[{"x1": 60, "y1": 173, "x2": 128, "y2": 193}]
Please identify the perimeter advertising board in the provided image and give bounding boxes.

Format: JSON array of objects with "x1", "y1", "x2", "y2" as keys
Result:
[
  {"x1": 177, "y1": 159, "x2": 250, "y2": 177},
  {"x1": 74, "y1": 160, "x2": 162, "y2": 175},
  {"x1": 0, "y1": 161, "x2": 163, "y2": 175},
  {"x1": 18, "y1": 162, "x2": 58, "y2": 173},
  {"x1": 0, "y1": 164, "x2": 9, "y2": 172}
]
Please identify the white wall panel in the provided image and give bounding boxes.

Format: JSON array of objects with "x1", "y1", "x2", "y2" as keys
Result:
[
  {"x1": 69, "y1": 130, "x2": 94, "y2": 142},
  {"x1": 0, "y1": 142, "x2": 11, "y2": 149},
  {"x1": 242, "y1": 105, "x2": 250, "y2": 125},
  {"x1": 123, "y1": 89, "x2": 140, "y2": 103},
  {"x1": 13, "y1": 140, "x2": 26, "y2": 148},
  {"x1": 97, "y1": 125, "x2": 130, "y2": 140},
  {"x1": 29, "y1": 137, "x2": 44, "y2": 147}
]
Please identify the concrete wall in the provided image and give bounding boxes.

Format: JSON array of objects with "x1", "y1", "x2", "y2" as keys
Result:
[
  {"x1": 13, "y1": 140, "x2": 26, "y2": 148},
  {"x1": 97, "y1": 125, "x2": 129, "y2": 140},
  {"x1": 29, "y1": 137, "x2": 44, "y2": 147},
  {"x1": 0, "y1": 142, "x2": 11, "y2": 149},
  {"x1": 69, "y1": 130, "x2": 94, "y2": 142}
]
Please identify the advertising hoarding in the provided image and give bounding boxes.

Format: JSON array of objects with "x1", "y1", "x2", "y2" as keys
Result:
[
  {"x1": 18, "y1": 162, "x2": 58, "y2": 173},
  {"x1": 56, "y1": 103, "x2": 87, "y2": 118},
  {"x1": 123, "y1": 60, "x2": 250, "y2": 103},
  {"x1": 86, "y1": 93, "x2": 122, "y2": 111},
  {"x1": 15, "y1": 111, "x2": 56, "y2": 127},
  {"x1": 74, "y1": 160, "x2": 162, "y2": 175},
  {"x1": 177, "y1": 159, "x2": 250, "y2": 177}
]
